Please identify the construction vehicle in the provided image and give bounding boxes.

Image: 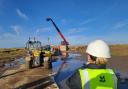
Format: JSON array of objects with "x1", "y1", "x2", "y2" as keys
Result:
[
  {"x1": 26, "y1": 37, "x2": 41, "y2": 51},
  {"x1": 25, "y1": 37, "x2": 51, "y2": 69},
  {"x1": 46, "y1": 18, "x2": 69, "y2": 56},
  {"x1": 25, "y1": 37, "x2": 42, "y2": 68},
  {"x1": 25, "y1": 18, "x2": 69, "y2": 68}
]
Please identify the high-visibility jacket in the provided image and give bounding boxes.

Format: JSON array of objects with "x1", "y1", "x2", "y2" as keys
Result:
[
  {"x1": 44, "y1": 51, "x2": 51, "y2": 57},
  {"x1": 79, "y1": 69, "x2": 117, "y2": 89}
]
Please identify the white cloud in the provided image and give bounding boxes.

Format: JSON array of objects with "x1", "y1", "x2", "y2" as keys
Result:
[
  {"x1": 80, "y1": 18, "x2": 96, "y2": 25},
  {"x1": 0, "y1": 33, "x2": 25, "y2": 48},
  {"x1": 10, "y1": 25, "x2": 21, "y2": 35},
  {"x1": 0, "y1": 32, "x2": 26, "y2": 48},
  {"x1": 38, "y1": 27, "x2": 87, "y2": 45},
  {"x1": 112, "y1": 21, "x2": 128, "y2": 30},
  {"x1": 0, "y1": 25, "x2": 21, "y2": 39},
  {"x1": 66, "y1": 35, "x2": 86, "y2": 45},
  {"x1": 0, "y1": 33, "x2": 15, "y2": 40},
  {"x1": 66, "y1": 27, "x2": 86, "y2": 35},
  {"x1": 65, "y1": 30, "x2": 128, "y2": 45},
  {"x1": 16, "y1": 9, "x2": 28, "y2": 20},
  {"x1": 3, "y1": 33, "x2": 15, "y2": 38},
  {"x1": 60, "y1": 19, "x2": 73, "y2": 26},
  {"x1": 35, "y1": 27, "x2": 51, "y2": 34},
  {"x1": 61, "y1": 19, "x2": 68, "y2": 26}
]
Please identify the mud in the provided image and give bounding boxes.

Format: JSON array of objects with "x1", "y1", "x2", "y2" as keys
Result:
[
  {"x1": 0, "y1": 64, "x2": 57, "y2": 89},
  {"x1": 0, "y1": 52, "x2": 128, "y2": 89},
  {"x1": 108, "y1": 56, "x2": 128, "y2": 75},
  {"x1": 0, "y1": 53, "x2": 83, "y2": 89}
]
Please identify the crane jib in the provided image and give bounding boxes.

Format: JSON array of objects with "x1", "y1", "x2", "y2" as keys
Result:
[{"x1": 47, "y1": 18, "x2": 69, "y2": 45}]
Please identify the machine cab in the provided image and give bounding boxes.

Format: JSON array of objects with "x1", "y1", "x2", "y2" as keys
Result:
[{"x1": 26, "y1": 39, "x2": 42, "y2": 51}]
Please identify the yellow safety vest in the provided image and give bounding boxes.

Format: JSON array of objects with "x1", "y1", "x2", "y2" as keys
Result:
[
  {"x1": 79, "y1": 69, "x2": 117, "y2": 89},
  {"x1": 44, "y1": 51, "x2": 51, "y2": 57}
]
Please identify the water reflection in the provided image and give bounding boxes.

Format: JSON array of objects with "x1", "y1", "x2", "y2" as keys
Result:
[
  {"x1": 52, "y1": 53, "x2": 86, "y2": 84},
  {"x1": 2, "y1": 57, "x2": 25, "y2": 69}
]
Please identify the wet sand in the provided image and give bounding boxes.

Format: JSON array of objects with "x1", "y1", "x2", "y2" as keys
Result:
[
  {"x1": 0, "y1": 64, "x2": 58, "y2": 89},
  {"x1": 0, "y1": 48, "x2": 26, "y2": 63},
  {"x1": 0, "y1": 47, "x2": 128, "y2": 89},
  {"x1": 108, "y1": 56, "x2": 128, "y2": 74}
]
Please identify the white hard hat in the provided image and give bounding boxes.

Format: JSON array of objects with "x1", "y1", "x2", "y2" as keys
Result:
[{"x1": 86, "y1": 40, "x2": 111, "y2": 58}]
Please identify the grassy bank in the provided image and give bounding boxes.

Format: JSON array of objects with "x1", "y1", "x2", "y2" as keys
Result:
[
  {"x1": 0, "y1": 48, "x2": 26, "y2": 62},
  {"x1": 110, "y1": 45, "x2": 128, "y2": 57}
]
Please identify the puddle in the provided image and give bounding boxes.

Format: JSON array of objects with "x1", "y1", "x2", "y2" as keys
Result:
[
  {"x1": 0, "y1": 52, "x2": 127, "y2": 88},
  {"x1": 52, "y1": 53, "x2": 86, "y2": 84},
  {"x1": 68, "y1": 53, "x2": 81, "y2": 58},
  {"x1": 52, "y1": 53, "x2": 128, "y2": 89},
  {"x1": 1, "y1": 57, "x2": 25, "y2": 69}
]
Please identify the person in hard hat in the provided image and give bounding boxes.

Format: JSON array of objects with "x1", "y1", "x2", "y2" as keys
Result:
[{"x1": 66, "y1": 40, "x2": 117, "y2": 89}]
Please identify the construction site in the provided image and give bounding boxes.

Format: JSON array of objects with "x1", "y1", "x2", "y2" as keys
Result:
[
  {"x1": 0, "y1": 0, "x2": 128, "y2": 89},
  {"x1": 0, "y1": 17, "x2": 128, "y2": 89}
]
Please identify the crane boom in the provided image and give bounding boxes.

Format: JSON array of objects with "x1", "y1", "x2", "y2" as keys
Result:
[{"x1": 46, "y1": 18, "x2": 69, "y2": 45}]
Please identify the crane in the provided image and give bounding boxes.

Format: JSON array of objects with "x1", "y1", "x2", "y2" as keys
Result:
[
  {"x1": 46, "y1": 18, "x2": 69, "y2": 45},
  {"x1": 46, "y1": 17, "x2": 69, "y2": 56}
]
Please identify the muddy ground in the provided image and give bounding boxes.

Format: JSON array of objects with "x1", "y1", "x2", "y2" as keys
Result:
[
  {"x1": 108, "y1": 56, "x2": 128, "y2": 74},
  {"x1": 0, "y1": 64, "x2": 58, "y2": 89},
  {"x1": 0, "y1": 46, "x2": 128, "y2": 74},
  {"x1": 0, "y1": 45, "x2": 127, "y2": 89},
  {"x1": 0, "y1": 48, "x2": 26, "y2": 63}
]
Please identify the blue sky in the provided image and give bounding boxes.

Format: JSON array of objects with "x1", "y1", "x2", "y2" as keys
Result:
[{"x1": 0, "y1": 0, "x2": 128, "y2": 48}]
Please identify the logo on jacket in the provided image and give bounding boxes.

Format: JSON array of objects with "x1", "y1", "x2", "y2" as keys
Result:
[{"x1": 99, "y1": 76, "x2": 106, "y2": 82}]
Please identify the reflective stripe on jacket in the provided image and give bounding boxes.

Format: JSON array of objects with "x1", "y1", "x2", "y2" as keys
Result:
[{"x1": 79, "y1": 69, "x2": 117, "y2": 89}]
